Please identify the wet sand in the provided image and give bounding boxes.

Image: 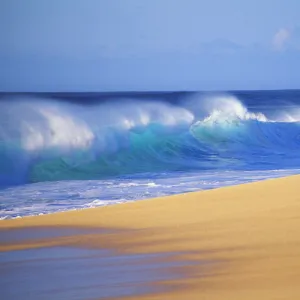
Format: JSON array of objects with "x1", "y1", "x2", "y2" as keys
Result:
[
  {"x1": 1, "y1": 245, "x2": 191, "y2": 299},
  {"x1": 1, "y1": 175, "x2": 300, "y2": 299}
]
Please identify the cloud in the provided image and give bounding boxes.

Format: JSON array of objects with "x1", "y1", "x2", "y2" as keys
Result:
[{"x1": 272, "y1": 28, "x2": 291, "y2": 51}]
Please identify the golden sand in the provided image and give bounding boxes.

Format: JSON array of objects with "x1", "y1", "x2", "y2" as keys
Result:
[{"x1": 1, "y1": 175, "x2": 300, "y2": 299}]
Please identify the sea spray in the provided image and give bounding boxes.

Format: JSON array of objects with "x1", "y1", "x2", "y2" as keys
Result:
[{"x1": 0, "y1": 93, "x2": 300, "y2": 186}]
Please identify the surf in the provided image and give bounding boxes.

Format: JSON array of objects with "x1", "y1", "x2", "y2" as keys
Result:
[{"x1": 1, "y1": 93, "x2": 300, "y2": 186}]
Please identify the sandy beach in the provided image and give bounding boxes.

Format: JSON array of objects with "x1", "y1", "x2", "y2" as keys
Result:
[
  {"x1": 1, "y1": 175, "x2": 300, "y2": 299},
  {"x1": 2, "y1": 1, "x2": 300, "y2": 298}
]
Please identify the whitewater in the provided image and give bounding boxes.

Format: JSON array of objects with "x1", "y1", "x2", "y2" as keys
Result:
[{"x1": 1, "y1": 90, "x2": 300, "y2": 219}]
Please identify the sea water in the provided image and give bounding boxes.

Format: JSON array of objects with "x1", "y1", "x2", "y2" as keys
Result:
[{"x1": 1, "y1": 90, "x2": 300, "y2": 219}]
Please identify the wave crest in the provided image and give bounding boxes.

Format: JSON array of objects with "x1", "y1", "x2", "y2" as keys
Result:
[{"x1": 1, "y1": 94, "x2": 300, "y2": 185}]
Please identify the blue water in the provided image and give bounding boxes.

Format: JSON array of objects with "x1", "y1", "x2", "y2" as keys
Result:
[{"x1": 1, "y1": 90, "x2": 300, "y2": 219}]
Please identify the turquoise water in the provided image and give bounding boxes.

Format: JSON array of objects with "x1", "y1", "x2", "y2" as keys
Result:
[{"x1": 1, "y1": 90, "x2": 300, "y2": 218}]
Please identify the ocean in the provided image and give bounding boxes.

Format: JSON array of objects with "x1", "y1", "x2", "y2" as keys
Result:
[{"x1": 1, "y1": 90, "x2": 300, "y2": 219}]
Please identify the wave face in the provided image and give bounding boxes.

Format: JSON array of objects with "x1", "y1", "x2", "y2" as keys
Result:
[{"x1": 1, "y1": 92, "x2": 300, "y2": 186}]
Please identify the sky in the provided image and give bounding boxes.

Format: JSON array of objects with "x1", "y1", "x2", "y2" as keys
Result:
[{"x1": 1, "y1": 0, "x2": 300, "y2": 91}]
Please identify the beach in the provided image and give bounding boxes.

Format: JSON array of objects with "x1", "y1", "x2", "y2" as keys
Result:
[
  {"x1": 2, "y1": 0, "x2": 300, "y2": 298},
  {"x1": 1, "y1": 175, "x2": 300, "y2": 299}
]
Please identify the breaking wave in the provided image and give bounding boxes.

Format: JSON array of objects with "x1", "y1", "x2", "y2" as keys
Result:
[{"x1": 1, "y1": 94, "x2": 300, "y2": 186}]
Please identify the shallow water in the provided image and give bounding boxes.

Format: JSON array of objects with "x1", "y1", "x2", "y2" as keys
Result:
[{"x1": 1, "y1": 168, "x2": 299, "y2": 219}]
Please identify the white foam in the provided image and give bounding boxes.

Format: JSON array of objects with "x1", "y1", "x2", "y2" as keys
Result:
[
  {"x1": 2, "y1": 168, "x2": 300, "y2": 219},
  {"x1": 23, "y1": 106, "x2": 94, "y2": 151},
  {"x1": 185, "y1": 93, "x2": 268, "y2": 124},
  {"x1": 0, "y1": 96, "x2": 194, "y2": 156}
]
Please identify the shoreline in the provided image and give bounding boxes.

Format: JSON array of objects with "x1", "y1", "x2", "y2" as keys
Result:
[
  {"x1": 0, "y1": 174, "x2": 299, "y2": 228},
  {"x1": 1, "y1": 175, "x2": 300, "y2": 299},
  {"x1": 0, "y1": 174, "x2": 297, "y2": 228},
  {"x1": 3, "y1": 169, "x2": 300, "y2": 221}
]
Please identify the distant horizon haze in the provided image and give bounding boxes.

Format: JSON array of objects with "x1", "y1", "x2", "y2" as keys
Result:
[{"x1": 1, "y1": 0, "x2": 300, "y2": 91}]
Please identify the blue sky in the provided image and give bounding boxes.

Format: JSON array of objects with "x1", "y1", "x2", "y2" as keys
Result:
[{"x1": 1, "y1": 0, "x2": 300, "y2": 91}]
